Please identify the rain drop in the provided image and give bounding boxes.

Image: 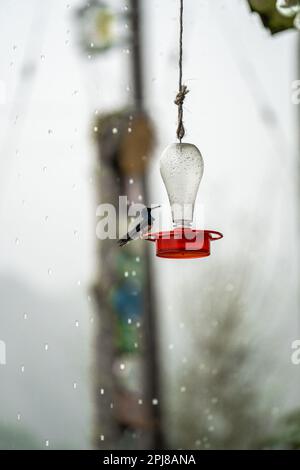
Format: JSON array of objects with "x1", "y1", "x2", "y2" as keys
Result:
[{"x1": 112, "y1": 127, "x2": 118, "y2": 134}]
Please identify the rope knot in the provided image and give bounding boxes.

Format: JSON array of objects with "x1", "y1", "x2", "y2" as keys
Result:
[
  {"x1": 175, "y1": 85, "x2": 189, "y2": 142},
  {"x1": 174, "y1": 85, "x2": 189, "y2": 106}
]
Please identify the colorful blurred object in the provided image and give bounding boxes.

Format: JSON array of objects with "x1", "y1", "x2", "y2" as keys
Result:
[{"x1": 75, "y1": 0, "x2": 127, "y2": 54}]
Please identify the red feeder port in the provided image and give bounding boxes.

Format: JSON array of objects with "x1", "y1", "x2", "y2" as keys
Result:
[{"x1": 145, "y1": 228, "x2": 223, "y2": 259}]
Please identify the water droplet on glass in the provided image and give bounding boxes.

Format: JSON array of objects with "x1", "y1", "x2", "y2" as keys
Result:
[
  {"x1": 124, "y1": 271, "x2": 129, "y2": 278},
  {"x1": 48, "y1": 268, "x2": 52, "y2": 276},
  {"x1": 21, "y1": 365, "x2": 25, "y2": 373},
  {"x1": 44, "y1": 216, "x2": 49, "y2": 222},
  {"x1": 48, "y1": 129, "x2": 53, "y2": 135},
  {"x1": 90, "y1": 42, "x2": 94, "y2": 48},
  {"x1": 136, "y1": 322, "x2": 141, "y2": 328},
  {"x1": 45, "y1": 440, "x2": 49, "y2": 447},
  {"x1": 43, "y1": 166, "x2": 47, "y2": 172},
  {"x1": 23, "y1": 313, "x2": 28, "y2": 320},
  {"x1": 152, "y1": 398, "x2": 158, "y2": 406},
  {"x1": 112, "y1": 127, "x2": 118, "y2": 135},
  {"x1": 40, "y1": 55, "x2": 45, "y2": 61},
  {"x1": 128, "y1": 318, "x2": 132, "y2": 324},
  {"x1": 73, "y1": 382, "x2": 77, "y2": 389},
  {"x1": 94, "y1": 126, "x2": 98, "y2": 132},
  {"x1": 138, "y1": 399, "x2": 143, "y2": 405},
  {"x1": 136, "y1": 257, "x2": 140, "y2": 263},
  {"x1": 75, "y1": 320, "x2": 79, "y2": 328},
  {"x1": 100, "y1": 435, "x2": 104, "y2": 441},
  {"x1": 44, "y1": 343, "x2": 49, "y2": 351},
  {"x1": 129, "y1": 178, "x2": 134, "y2": 184},
  {"x1": 17, "y1": 413, "x2": 21, "y2": 421},
  {"x1": 120, "y1": 363, "x2": 125, "y2": 370},
  {"x1": 180, "y1": 386, "x2": 186, "y2": 393},
  {"x1": 13, "y1": 45, "x2": 17, "y2": 51},
  {"x1": 100, "y1": 388, "x2": 104, "y2": 395},
  {"x1": 128, "y1": 127, "x2": 132, "y2": 133},
  {"x1": 15, "y1": 238, "x2": 20, "y2": 245}
]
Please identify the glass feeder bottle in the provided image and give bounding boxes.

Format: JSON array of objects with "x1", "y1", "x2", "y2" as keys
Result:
[{"x1": 160, "y1": 142, "x2": 204, "y2": 228}]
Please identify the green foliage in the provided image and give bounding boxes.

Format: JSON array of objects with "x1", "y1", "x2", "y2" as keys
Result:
[
  {"x1": 0, "y1": 423, "x2": 40, "y2": 450},
  {"x1": 248, "y1": 0, "x2": 294, "y2": 34},
  {"x1": 263, "y1": 409, "x2": 300, "y2": 449}
]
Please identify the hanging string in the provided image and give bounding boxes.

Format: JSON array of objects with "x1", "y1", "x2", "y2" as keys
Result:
[{"x1": 175, "y1": 0, "x2": 189, "y2": 142}]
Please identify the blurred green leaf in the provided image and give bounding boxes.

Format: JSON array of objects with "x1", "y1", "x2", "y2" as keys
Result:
[{"x1": 248, "y1": 0, "x2": 294, "y2": 34}]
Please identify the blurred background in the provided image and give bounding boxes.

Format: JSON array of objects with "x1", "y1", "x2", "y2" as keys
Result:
[{"x1": 0, "y1": 0, "x2": 300, "y2": 450}]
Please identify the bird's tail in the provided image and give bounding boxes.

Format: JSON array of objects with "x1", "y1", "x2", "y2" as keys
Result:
[{"x1": 118, "y1": 238, "x2": 130, "y2": 247}]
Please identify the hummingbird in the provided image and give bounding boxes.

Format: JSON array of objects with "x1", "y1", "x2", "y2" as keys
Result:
[{"x1": 118, "y1": 206, "x2": 160, "y2": 247}]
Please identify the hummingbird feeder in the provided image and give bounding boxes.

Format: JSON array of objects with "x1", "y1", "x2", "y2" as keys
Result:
[{"x1": 146, "y1": 0, "x2": 223, "y2": 259}]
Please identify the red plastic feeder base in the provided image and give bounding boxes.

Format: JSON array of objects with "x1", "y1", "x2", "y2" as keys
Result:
[{"x1": 145, "y1": 228, "x2": 223, "y2": 259}]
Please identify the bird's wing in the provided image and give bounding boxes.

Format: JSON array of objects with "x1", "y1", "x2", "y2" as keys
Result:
[{"x1": 126, "y1": 222, "x2": 142, "y2": 241}]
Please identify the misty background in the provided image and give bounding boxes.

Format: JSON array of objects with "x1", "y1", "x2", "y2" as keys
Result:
[{"x1": 0, "y1": 0, "x2": 299, "y2": 449}]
